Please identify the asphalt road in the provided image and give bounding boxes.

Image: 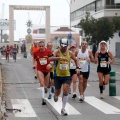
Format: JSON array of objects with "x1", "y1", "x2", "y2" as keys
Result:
[{"x1": 1, "y1": 53, "x2": 120, "y2": 120}]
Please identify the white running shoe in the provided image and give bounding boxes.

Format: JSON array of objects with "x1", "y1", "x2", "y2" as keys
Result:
[
  {"x1": 61, "y1": 109, "x2": 68, "y2": 116},
  {"x1": 79, "y1": 95, "x2": 84, "y2": 102},
  {"x1": 100, "y1": 93, "x2": 104, "y2": 99}
]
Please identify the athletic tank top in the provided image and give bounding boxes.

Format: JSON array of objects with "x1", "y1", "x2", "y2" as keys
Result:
[
  {"x1": 77, "y1": 49, "x2": 89, "y2": 72},
  {"x1": 56, "y1": 49, "x2": 70, "y2": 76},
  {"x1": 97, "y1": 50, "x2": 111, "y2": 70}
]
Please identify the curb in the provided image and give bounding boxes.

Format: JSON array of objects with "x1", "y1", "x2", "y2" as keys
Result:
[
  {"x1": 0, "y1": 65, "x2": 2, "y2": 119},
  {"x1": 0, "y1": 65, "x2": 6, "y2": 120}
]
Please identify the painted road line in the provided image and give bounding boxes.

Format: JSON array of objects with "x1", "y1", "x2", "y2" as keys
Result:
[
  {"x1": 46, "y1": 97, "x2": 81, "y2": 115},
  {"x1": 114, "y1": 96, "x2": 120, "y2": 100},
  {"x1": 1, "y1": 57, "x2": 21, "y2": 59},
  {"x1": 85, "y1": 96, "x2": 120, "y2": 114},
  {"x1": 11, "y1": 99, "x2": 37, "y2": 117}
]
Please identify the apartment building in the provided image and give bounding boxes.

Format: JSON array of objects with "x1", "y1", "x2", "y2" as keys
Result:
[{"x1": 70, "y1": 0, "x2": 120, "y2": 57}]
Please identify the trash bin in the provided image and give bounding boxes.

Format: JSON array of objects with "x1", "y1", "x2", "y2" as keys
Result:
[
  {"x1": 23, "y1": 52, "x2": 27, "y2": 58},
  {"x1": 109, "y1": 70, "x2": 116, "y2": 96}
]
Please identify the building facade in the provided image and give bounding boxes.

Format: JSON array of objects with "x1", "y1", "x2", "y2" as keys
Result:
[
  {"x1": 32, "y1": 25, "x2": 80, "y2": 50},
  {"x1": 70, "y1": 0, "x2": 120, "y2": 57}
]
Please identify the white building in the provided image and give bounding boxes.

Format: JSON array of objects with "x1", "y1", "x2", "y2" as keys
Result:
[{"x1": 70, "y1": 0, "x2": 120, "y2": 57}]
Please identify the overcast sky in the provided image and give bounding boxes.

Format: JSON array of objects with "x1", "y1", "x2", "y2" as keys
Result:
[{"x1": 0, "y1": 0, "x2": 70, "y2": 40}]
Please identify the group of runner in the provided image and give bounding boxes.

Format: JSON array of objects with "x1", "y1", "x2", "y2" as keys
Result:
[
  {"x1": 30, "y1": 38, "x2": 114, "y2": 116},
  {"x1": 0, "y1": 44, "x2": 18, "y2": 62}
]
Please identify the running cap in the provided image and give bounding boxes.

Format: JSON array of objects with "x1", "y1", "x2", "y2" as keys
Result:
[
  {"x1": 60, "y1": 38, "x2": 68, "y2": 47},
  {"x1": 100, "y1": 40, "x2": 107, "y2": 44},
  {"x1": 70, "y1": 44, "x2": 76, "y2": 48}
]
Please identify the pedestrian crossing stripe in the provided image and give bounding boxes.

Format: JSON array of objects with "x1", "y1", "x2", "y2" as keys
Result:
[
  {"x1": 84, "y1": 96, "x2": 120, "y2": 114},
  {"x1": 46, "y1": 97, "x2": 81, "y2": 115},
  {"x1": 11, "y1": 99, "x2": 37, "y2": 117},
  {"x1": 114, "y1": 96, "x2": 120, "y2": 100}
]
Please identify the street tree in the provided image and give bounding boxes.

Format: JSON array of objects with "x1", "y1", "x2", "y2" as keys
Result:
[
  {"x1": 78, "y1": 12, "x2": 115, "y2": 44},
  {"x1": 2, "y1": 33, "x2": 9, "y2": 43},
  {"x1": 112, "y1": 17, "x2": 120, "y2": 32}
]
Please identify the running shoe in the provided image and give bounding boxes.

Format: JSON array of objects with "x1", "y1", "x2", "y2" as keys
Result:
[
  {"x1": 34, "y1": 76, "x2": 37, "y2": 79},
  {"x1": 44, "y1": 87, "x2": 48, "y2": 93},
  {"x1": 72, "y1": 94, "x2": 77, "y2": 98},
  {"x1": 61, "y1": 109, "x2": 68, "y2": 116},
  {"x1": 100, "y1": 93, "x2": 104, "y2": 99},
  {"x1": 48, "y1": 94, "x2": 52, "y2": 99},
  {"x1": 51, "y1": 87, "x2": 55, "y2": 93},
  {"x1": 79, "y1": 95, "x2": 84, "y2": 102},
  {"x1": 54, "y1": 95, "x2": 58, "y2": 102},
  {"x1": 42, "y1": 99, "x2": 46, "y2": 105}
]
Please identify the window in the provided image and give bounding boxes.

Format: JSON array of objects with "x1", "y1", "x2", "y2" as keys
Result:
[
  {"x1": 106, "y1": 0, "x2": 111, "y2": 5},
  {"x1": 96, "y1": 0, "x2": 102, "y2": 11}
]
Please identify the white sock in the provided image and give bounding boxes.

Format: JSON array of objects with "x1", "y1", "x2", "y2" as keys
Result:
[
  {"x1": 62, "y1": 95, "x2": 68, "y2": 110},
  {"x1": 40, "y1": 87, "x2": 45, "y2": 99}
]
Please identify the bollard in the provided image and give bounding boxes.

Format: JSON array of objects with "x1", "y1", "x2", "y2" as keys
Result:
[
  {"x1": 23, "y1": 52, "x2": 27, "y2": 58},
  {"x1": 109, "y1": 70, "x2": 116, "y2": 96}
]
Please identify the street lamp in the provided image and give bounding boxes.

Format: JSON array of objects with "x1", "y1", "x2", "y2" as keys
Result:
[{"x1": 66, "y1": 0, "x2": 72, "y2": 46}]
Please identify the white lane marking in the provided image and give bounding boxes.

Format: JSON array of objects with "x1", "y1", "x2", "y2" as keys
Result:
[
  {"x1": 46, "y1": 97, "x2": 81, "y2": 115},
  {"x1": 114, "y1": 96, "x2": 120, "y2": 100},
  {"x1": 116, "y1": 72, "x2": 120, "y2": 74},
  {"x1": 11, "y1": 99, "x2": 37, "y2": 117},
  {"x1": 87, "y1": 84, "x2": 90, "y2": 86},
  {"x1": 85, "y1": 96, "x2": 120, "y2": 114},
  {"x1": 1, "y1": 57, "x2": 21, "y2": 59}
]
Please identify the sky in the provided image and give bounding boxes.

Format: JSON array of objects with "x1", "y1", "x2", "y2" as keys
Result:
[{"x1": 0, "y1": 0, "x2": 70, "y2": 41}]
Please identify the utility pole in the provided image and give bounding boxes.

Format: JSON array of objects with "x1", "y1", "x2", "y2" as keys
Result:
[{"x1": 66, "y1": 0, "x2": 72, "y2": 46}]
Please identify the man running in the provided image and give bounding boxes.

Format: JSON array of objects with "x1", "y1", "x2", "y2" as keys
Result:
[
  {"x1": 31, "y1": 41, "x2": 39, "y2": 79},
  {"x1": 77, "y1": 41, "x2": 95, "y2": 102},
  {"x1": 12, "y1": 44, "x2": 18, "y2": 62},
  {"x1": 94, "y1": 40, "x2": 114, "y2": 99},
  {"x1": 49, "y1": 38, "x2": 80, "y2": 116},
  {"x1": 33, "y1": 41, "x2": 52, "y2": 105}
]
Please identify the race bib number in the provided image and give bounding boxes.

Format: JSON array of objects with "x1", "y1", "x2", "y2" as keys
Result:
[
  {"x1": 70, "y1": 59, "x2": 75, "y2": 67},
  {"x1": 39, "y1": 58, "x2": 47, "y2": 65},
  {"x1": 79, "y1": 58, "x2": 86, "y2": 65},
  {"x1": 100, "y1": 61, "x2": 107, "y2": 67},
  {"x1": 60, "y1": 61, "x2": 68, "y2": 70}
]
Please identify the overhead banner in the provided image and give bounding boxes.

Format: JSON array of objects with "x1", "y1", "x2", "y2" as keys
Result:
[
  {"x1": 115, "y1": 0, "x2": 120, "y2": 3},
  {"x1": 0, "y1": 19, "x2": 16, "y2": 30}
]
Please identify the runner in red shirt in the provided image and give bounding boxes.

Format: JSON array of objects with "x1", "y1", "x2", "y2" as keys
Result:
[
  {"x1": 34, "y1": 41, "x2": 52, "y2": 105},
  {"x1": 5, "y1": 45, "x2": 10, "y2": 62}
]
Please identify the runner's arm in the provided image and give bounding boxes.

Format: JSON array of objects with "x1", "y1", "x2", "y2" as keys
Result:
[{"x1": 94, "y1": 51, "x2": 98, "y2": 64}]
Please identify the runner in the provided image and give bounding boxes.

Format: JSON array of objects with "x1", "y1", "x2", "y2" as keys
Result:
[
  {"x1": 12, "y1": 44, "x2": 18, "y2": 62},
  {"x1": 31, "y1": 41, "x2": 39, "y2": 79},
  {"x1": 69, "y1": 44, "x2": 78, "y2": 98},
  {"x1": 94, "y1": 40, "x2": 114, "y2": 99},
  {"x1": 33, "y1": 41, "x2": 52, "y2": 105},
  {"x1": 5, "y1": 45, "x2": 10, "y2": 62},
  {"x1": 77, "y1": 41, "x2": 95, "y2": 102},
  {"x1": 47, "y1": 42, "x2": 55, "y2": 99},
  {"x1": 49, "y1": 38, "x2": 80, "y2": 115}
]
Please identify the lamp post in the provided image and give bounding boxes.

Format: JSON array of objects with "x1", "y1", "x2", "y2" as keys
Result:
[{"x1": 66, "y1": 0, "x2": 72, "y2": 46}]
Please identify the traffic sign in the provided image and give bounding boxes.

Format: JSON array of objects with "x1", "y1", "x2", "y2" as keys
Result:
[{"x1": 68, "y1": 34, "x2": 72, "y2": 39}]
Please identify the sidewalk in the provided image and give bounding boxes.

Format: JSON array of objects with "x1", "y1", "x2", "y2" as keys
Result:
[
  {"x1": 113, "y1": 58, "x2": 120, "y2": 65},
  {"x1": 0, "y1": 65, "x2": 5, "y2": 120}
]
